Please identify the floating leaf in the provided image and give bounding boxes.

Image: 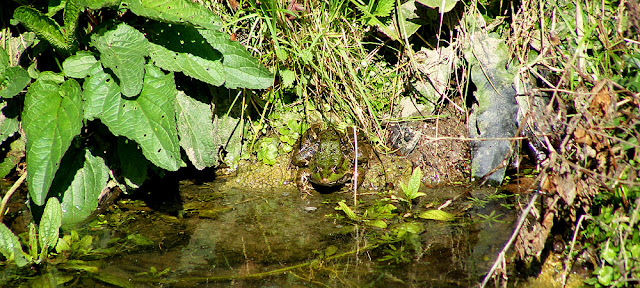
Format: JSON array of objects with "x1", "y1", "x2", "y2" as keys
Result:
[{"x1": 418, "y1": 209, "x2": 454, "y2": 221}]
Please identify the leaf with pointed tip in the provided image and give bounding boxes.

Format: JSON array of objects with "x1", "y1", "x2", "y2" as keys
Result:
[
  {"x1": 199, "y1": 29, "x2": 273, "y2": 89},
  {"x1": 23, "y1": 79, "x2": 83, "y2": 206},
  {"x1": 175, "y1": 91, "x2": 217, "y2": 169},
  {"x1": 83, "y1": 65, "x2": 181, "y2": 171},
  {"x1": 39, "y1": 197, "x2": 62, "y2": 250},
  {"x1": 50, "y1": 148, "x2": 109, "y2": 226},
  {"x1": 91, "y1": 23, "x2": 149, "y2": 97},
  {"x1": 0, "y1": 223, "x2": 27, "y2": 267}
]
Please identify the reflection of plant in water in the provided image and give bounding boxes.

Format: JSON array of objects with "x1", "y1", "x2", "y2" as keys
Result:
[
  {"x1": 477, "y1": 210, "x2": 506, "y2": 228},
  {"x1": 378, "y1": 244, "x2": 410, "y2": 264}
]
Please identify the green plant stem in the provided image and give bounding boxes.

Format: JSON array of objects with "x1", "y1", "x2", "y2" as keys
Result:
[{"x1": 0, "y1": 171, "x2": 27, "y2": 223}]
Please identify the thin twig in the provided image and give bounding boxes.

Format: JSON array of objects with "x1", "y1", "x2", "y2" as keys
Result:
[{"x1": 480, "y1": 191, "x2": 540, "y2": 287}]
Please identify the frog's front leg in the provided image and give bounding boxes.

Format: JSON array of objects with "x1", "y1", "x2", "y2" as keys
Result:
[{"x1": 296, "y1": 169, "x2": 314, "y2": 197}]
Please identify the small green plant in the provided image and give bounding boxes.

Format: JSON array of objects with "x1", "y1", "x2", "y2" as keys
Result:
[
  {"x1": 398, "y1": 167, "x2": 426, "y2": 209},
  {"x1": 0, "y1": 198, "x2": 61, "y2": 267}
]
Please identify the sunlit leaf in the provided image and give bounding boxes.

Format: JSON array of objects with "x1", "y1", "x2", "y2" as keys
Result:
[
  {"x1": 418, "y1": 209, "x2": 454, "y2": 221},
  {"x1": 23, "y1": 79, "x2": 83, "y2": 205}
]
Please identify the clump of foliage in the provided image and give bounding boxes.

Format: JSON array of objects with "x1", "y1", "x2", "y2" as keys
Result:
[{"x1": 0, "y1": 0, "x2": 272, "y2": 228}]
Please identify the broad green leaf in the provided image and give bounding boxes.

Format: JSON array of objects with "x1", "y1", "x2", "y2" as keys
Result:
[
  {"x1": 23, "y1": 79, "x2": 83, "y2": 206},
  {"x1": 407, "y1": 167, "x2": 423, "y2": 195},
  {"x1": 83, "y1": 66, "x2": 181, "y2": 171},
  {"x1": 75, "y1": 0, "x2": 122, "y2": 10},
  {"x1": 37, "y1": 71, "x2": 66, "y2": 83},
  {"x1": 199, "y1": 29, "x2": 273, "y2": 89},
  {"x1": 175, "y1": 91, "x2": 217, "y2": 169},
  {"x1": 0, "y1": 67, "x2": 30, "y2": 98},
  {"x1": 123, "y1": 0, "x2": 222, "y2": 30},
  {"x1": 50, "y1": 148, "x2": 109, "y2": 226},
  {"x1": 368, "y1": 219, "x2": 388, "y2": 229},
  {"x1": 144, "y1": 23, "x2": 224, "y2": 86},
  {"x1": 597, "y1": 265, "x2": 614, "y2": 286},
  {"x1": 416, "y1": 0, "x2": 458, "y2": 13},
  {"x1": 149, "y1": 44, "x2": 225, "y2": 86},
  {"x1": 418, "y1": 209, "x2": 455, "y2": 221},
  {"x1": 0, "y1": 223, "x2": 28, "y2": 267},
  {"x1": 380, "y1": 1, "x2": 423, "y2": 40},
  {"x1": 337, "y1": 201, "x2": 359, "y2": 221},
  {"x1": 12, "y1": 6, "x2": 76, "y2": 54},
  {"x1": 1, "y1": 101, "x2": 21, "y2": 143},
  {"x1": 63, "y1": 51, "x2": 100, "y2": 78},
  {"x1": 39, "y1": 197, "x2": 62, "y2": 251},
  {"x1": 117, "y1": 138, "x2": 149, "y2": 189},
  {"x1": 91, "y1": 23, "x2": 149, "y2": 97}
]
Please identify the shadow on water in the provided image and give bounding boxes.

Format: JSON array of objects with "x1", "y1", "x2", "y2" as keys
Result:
[{"x1": 2, "y1": 172, "x2": 529, "y2": 287}]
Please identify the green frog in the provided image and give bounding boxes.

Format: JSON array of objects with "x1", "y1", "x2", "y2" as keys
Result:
[{"x1": 291, "y1": 125, "x2": 370, "y2": 194}]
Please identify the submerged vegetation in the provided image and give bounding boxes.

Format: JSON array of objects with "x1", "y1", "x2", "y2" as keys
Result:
[{"x1": 0, "y1": 0, "x2": 639, "y2": 286}]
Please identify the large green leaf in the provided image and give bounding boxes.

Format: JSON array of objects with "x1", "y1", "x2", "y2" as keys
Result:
[
  {"x1": 62, "y1": 51, "x2": 101, "y2": 79},
  {"x1": 175, "y1": 91, "x2": 217, "y2": 169},
  {"x1": 416, "y1": 0, "x2": 458, "y2": 13},
  {"x1": 0, "y1": 223, "x2": 27, "y2": 267},
  {"x1": 39, "y1": 197, "x2": 62, "y2": 251},
  {"x1": 91, "y1": 23, "x2": 149, "y2": 97},
  {"x1": 50, "y1": 148, "x2": 109, "y2": 226},
  {"x1": 23, "y1": 79, "x2": 83, "y2": 206},
  {"x1": 0, "y1": 67, "x2": 31, "y2": 98},
  {"x1": 117, "y1": 138, "x2": 149, "y2": 189},
  {"x1": 199, "y1": 30, "x2": 273, "y2": 89},
  {"x1": 122, "y1": 0, "x2": 222, "y2": 30},
  {"x1": 75, "y1": 0, "x2": 123, "y2": 10},
  {"x1": 83, "y1": 65, "x2": 181, "y2": 171},
  {"x1": 145, "y1": 23, "x2": 224, "y2": 86}
]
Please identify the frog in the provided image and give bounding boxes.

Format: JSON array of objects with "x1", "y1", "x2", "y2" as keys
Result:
[{"x1": 291, "y1": 125, "x2": 370, "y2": 194}]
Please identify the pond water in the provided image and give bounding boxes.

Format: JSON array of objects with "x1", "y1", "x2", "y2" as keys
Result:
[{"x1": 3, "y1": 173, "x2": 544, "y2": 287}]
